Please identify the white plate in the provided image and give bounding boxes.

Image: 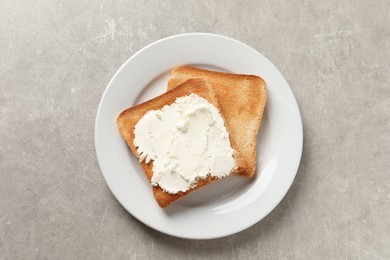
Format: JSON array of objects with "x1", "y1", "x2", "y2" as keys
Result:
[{"x1": 95, "y1": 33, "x2": 303, "y2": 239}]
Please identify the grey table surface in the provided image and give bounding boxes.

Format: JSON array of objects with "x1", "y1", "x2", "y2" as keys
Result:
[{"x1": 1, "y1": 0, "x2": 390, "y2": 259}]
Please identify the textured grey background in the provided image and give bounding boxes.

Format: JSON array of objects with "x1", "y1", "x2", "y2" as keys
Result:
[{"x1": 1, "y1": 0, "x2": 390, "y2": 259}]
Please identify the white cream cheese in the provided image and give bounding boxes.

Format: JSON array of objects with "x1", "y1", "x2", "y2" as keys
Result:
[{"x1": 133, "y1": 93, "x2": 237, "y2": 194}]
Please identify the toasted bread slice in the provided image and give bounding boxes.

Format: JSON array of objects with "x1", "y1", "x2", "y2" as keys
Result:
[
  {"x1": 168, "y1": 66, "x2": 267, "y2": 177},
  {"x1": 117, "y1": 78, "x2": 245, "y2": 207}
]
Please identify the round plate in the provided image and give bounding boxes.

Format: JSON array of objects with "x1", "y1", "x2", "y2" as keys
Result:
[{"x1": 95, "y1": 33, "x2": 303, "y2": 239}]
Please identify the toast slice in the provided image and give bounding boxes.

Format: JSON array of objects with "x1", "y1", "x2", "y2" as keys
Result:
[
  {"x1": 168, "y1": 66, "x2": 267, "y2": 177},
  {"x1": 117, "y1": 78, "x2": 245, "y2": 207}
]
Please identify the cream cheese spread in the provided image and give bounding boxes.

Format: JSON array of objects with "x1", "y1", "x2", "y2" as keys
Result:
[{"x1": 133, "y1": 93, "x2": 236, "y2": 194}]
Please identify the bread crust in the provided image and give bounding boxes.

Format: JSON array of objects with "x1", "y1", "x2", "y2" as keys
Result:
[
  {"x1": 168, "y1": 66, "x2": 267, "y2": 177},
  {"x1": 117, "y1": 78, "x2": 245, "y2": 207}
]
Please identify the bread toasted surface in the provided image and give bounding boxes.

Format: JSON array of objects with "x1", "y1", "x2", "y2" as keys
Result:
[
  {"x1": 117, "y1": 78, "x2": 245, "y2": 207},
  {"x1": 168, "y1": 66, "x2": 267, "y2": 177}
]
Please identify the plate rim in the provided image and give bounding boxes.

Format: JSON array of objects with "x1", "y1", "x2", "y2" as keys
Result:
[{"x1": 95, "y1": 32, "x2": 303, "y2": 239}]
